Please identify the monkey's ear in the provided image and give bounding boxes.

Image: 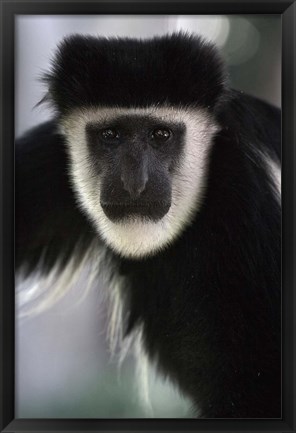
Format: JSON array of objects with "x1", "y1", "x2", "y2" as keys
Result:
[{"x1": 15, "y1": 120, "x2": 97, "y2": 278}]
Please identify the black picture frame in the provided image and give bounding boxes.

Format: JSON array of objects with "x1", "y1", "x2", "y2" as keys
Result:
[{"x1": 0, "y1": 1, "x2": 295, "y2": 432}]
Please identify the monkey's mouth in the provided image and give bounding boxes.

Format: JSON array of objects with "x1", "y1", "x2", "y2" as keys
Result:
[{"x1": 100, "y1": 201, "x2": 171, "y2": 223}]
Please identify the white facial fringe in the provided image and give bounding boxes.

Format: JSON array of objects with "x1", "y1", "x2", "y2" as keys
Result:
[{"x1": 61, "y1": 105, "x2": 219, "y2": 259}]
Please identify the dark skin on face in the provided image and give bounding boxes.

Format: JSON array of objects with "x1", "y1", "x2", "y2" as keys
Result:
[{"x1": 86, "y1": 115, "x2": 186, "y2": 222}]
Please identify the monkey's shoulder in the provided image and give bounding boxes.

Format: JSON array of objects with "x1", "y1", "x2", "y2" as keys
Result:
[
  {"x1": 220, "y1": 90, "x2": 281, "y2": 161},
  {"x1": 16, "y1": 120, "x2": 96, "y2": 275}
]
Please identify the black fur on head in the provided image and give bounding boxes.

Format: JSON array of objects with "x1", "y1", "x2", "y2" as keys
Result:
[{"x1": 42, "y1": 32, "x2": 228, "y2": 115}]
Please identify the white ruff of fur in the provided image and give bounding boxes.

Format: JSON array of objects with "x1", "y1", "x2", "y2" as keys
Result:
[{"x1": 61, "y1": 106, "x2": 219, "y2": 258}]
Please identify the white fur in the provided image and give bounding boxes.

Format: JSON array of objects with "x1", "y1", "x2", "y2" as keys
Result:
[
  {"x1": 133, "y1": 326, "x2": 154, "y2": 417},
  {"x1": 101, "y1": 263, "x2": 154, "y2": 416},
  {"x1": 265, "y1": 154, "x2": 281, "y2": 201},
  {"x1": 61, "y1": 106, "x2": 219, "y2": 258},
  {"x1": 16, "y1": 242, "x2": 101, "y2": 318}
]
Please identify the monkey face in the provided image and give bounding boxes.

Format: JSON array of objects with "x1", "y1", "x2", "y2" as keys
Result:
[
  {"x1": 85, "y1": 115, "x2": 186, "y2": 223},
  {"x1": 61, "y1": 106, "x2": 218, "y2": 258}
]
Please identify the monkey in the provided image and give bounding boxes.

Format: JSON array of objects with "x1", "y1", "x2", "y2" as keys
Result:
[{"x1": 15, "y1": 32, "x2": 281, "y2": 418}]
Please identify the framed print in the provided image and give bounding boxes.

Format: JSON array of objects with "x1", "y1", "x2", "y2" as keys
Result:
[{"x1": 0, "y1": 1, "x2": 295, "y2": 432}]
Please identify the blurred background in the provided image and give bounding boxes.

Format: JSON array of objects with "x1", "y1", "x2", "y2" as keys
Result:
[{"x1": 15, "y1": 15, "x2": 281, "y2": 418}]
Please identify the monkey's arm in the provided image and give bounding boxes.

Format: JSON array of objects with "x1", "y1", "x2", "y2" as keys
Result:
[{"x1": 16, "y1": 120, "x2": 96, "y2": 277}]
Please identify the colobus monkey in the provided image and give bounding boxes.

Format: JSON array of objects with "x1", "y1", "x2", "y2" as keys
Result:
[{"x1": 16, "y1": 33, "x2": 281, "y2": 418}]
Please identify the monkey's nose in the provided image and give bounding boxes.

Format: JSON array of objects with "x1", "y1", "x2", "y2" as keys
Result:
[
  {"x1": 121, "y1": 173, "x2": 148, "y2": 199},
  {"x1": 122, "y1": 179, "x2": 147, "y2": 199}
]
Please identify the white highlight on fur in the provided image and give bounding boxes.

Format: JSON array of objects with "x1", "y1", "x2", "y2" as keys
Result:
[
  {"x1": 133, "y1": 327, "x2": 154, "y2": 417},
  {"x1": 105, "y1": 272, "x2": 126, "y2": 358},
  {"x1": 247, "y1": 147, "x2": 281, "y2": 201},
  {"x1": 61, "y1": 106, "x2": 219, "y2": 258},
  {"x1": 265, "y1": 154, "x2": 281, "y2": 200}
]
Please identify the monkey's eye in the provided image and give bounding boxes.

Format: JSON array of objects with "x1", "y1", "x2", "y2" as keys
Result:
[
  {"x1": 101, "y1": 128, "x2": 120, "y2": 141},
  {"x1": 151, "y1": 128, "x2": 172, "y2": 143}
]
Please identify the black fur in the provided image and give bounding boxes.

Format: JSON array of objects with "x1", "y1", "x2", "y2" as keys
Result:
[
  {"x1": 43, "y1": 33, "x2": 227, "y2": 115},
  {"x1": 16, "y1": 34, "x2": 281, "y2": 418},
  {"x1": 15, "y1": 122, "x2": 97, "y2": 276}
]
